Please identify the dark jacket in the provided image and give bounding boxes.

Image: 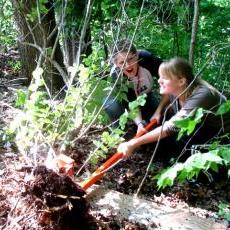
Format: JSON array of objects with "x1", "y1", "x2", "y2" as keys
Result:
[{"x1": 111, "y1": 50, "x2": 162, "y2": 102}]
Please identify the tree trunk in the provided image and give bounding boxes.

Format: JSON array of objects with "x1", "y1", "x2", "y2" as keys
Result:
[
  {"x1": 62, "y1": 0, "x2": 92, "y2": 67},
  {"x1": 189, "y1": 0, "x2": 200, "y2": 66},
  {"x1": 12, "y1": 0, "x2": 66, "y2": 93}
]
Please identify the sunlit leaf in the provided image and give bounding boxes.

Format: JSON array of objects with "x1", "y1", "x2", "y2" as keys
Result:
[
  {"x1": 15, "y1": 90, "x2": 28, "y2": 107},
  {"x1": 216, "y1": 100, "x2": 230, "y2": 115},
  {"x1": 175, "y1": 108, "x2": 205, "y2": 139}
]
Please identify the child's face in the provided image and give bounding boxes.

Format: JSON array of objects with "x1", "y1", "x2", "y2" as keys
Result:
[
  {"x1": 114, "y1": 52, "x2": 139, "y2": 79},
  {"x1": 158, "y1": 71, "x2": 185, "y2": 96}
]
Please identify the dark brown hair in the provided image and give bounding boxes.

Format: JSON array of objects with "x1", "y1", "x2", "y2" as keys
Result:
[{"x1": 113, "y1": 39, "x2": 137, "y2": 57}]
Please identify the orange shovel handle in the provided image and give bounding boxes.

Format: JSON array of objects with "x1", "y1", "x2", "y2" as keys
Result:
[
  {"x1": 134, "y1": 119, "x2": 158, "y2": 138},
  {"x1": 80, "y1": 119, "x2": 158, "y2": 190},
  {"x1": 80, "y1": 152, "x2": 123, "y2": 190}
]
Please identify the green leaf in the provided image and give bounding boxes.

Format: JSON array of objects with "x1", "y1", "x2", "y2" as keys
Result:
[
  {"x1": 216, "y1": 100, "x2": 230, "y2": 115},
  {"x1": 218, "y1": 202, "x2": 230, "y2": 221},
  {"x1": 128, "y1": 94, "x2": 147, "y2": 110},
  {"x1": 15, "y1": 90, "x2": 28, "y2": 107},
  {"x1": 175, "y1": 108, "x2": 205, "y2": 139},
  {"x1": 203, "y1": 152, "x2": 223, "y2": 167},
  {"x1": 177, "y1": 170, "x2": 189, "y2": 182},
  {"x1": 218, "y1": 147, "x2": 230, "y2": 165},
  {"x1": 194, "y1": 108, "x2": 205, "y2": 122},
  {"x1": 184, "y1": 153, "x2": 205, "y2": 170},
  {"x1": 209, "y1": 162, "x2": 219, "y2": 172},
  {"x1": 119, "y1": 110, "x2": 129, "y2": 130},
  {"x1": 129, "y1": 108, "x2": 139, "y2": 120},
  {"x1": 225, "y1": 213, "x2": 230, "y2": 222},
  {"x1": 156, "y1": 163, "x2": 184, "y2": 189},
  {"x1": 175, "y1": 118, "x2": 196, "y2": 139}
]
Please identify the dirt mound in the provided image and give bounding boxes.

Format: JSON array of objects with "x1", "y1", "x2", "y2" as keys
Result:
[{"x1": 29, "y1": 165, "x2": 97, "y2": 230}]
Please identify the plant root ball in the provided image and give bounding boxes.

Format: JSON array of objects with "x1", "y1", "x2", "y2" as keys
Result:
[{"x1": 30, "y1": 165, "x2": 97, "y2": 229}]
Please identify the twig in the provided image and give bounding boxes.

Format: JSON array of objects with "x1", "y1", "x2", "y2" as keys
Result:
[{"x1": 2, "y1": 197, "x2": 20, "y2": 230}]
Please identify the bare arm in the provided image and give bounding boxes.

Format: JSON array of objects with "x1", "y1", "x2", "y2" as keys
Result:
[
  {"x1": 133, "y1": 109, "x2": 143, "y2": 125},
  {"x1": 132, "y1": 109, "x2": 144, "y2": 132},
  {"x1": 151, "y1": 94, "x2": 170, "y2": 123},
  {"x1": 118, "y1": 123, "x2": 169, "y2": 158}
]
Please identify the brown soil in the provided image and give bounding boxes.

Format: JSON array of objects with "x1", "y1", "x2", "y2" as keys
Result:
[{"x1": 29, "y1": 165, "x2": 97, "y2": 230}]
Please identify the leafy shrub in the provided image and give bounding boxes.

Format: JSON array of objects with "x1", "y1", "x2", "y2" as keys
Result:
[
  {"x1": 9, "y1": 63, "x2": 111, "y2": 158},
  {"x1": 0, "y1": 1, "x2": 17, "y2": 47},
  {"x1": 155, "y1": 145, "x2": 230, "y2": 189},
  {"x1": 90, "y1": 94, "x2": 147, "y2": 164},
  {"x1": 175, "y1": 108, "x2": 205, "y2": 140}
]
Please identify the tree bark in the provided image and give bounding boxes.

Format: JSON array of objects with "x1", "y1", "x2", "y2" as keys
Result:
[
  {"x1": 189, "y1": 0, "x2": 200, "y2": 66},
  {"x1": 62, "y1": 0, "x2": 92, "y2": 67},
  {"x1": 11, "y1": 0, "x2": 66, "y2": 93}
]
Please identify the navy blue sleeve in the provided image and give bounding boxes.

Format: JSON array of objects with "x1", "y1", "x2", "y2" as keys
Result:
[
  {"x1": 138, "y1": 50, "x2": 162, "y2": 78},
  {"x1": 110, "y1": 66, "x2": 121, "y2": 81}
]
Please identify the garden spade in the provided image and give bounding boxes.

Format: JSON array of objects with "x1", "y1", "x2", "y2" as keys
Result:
[{"x1": 80, "y1": 119, "x2": 157, "y2": 191}]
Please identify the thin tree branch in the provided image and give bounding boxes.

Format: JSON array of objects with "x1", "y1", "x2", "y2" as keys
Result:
[{"x1": 189, "y1": 0, "x2": 199, "y2": 66}]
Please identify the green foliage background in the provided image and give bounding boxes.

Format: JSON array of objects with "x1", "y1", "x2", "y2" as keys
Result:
[
  {"x1": 1, "y1": 0, "x2": 229, "y2": 94},
  {"x1": 0, "y1": 0, "x2": 16, "y2": 47},
  {"x1": 91, "y1": 0, "x2": 230, "y2": 95}
]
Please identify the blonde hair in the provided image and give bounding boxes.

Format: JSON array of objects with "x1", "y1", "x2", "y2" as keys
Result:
[
  {"x1": 159, "y1": 57, "x2": 200, "y2": 96},
  {"x1": 159, "y1": 57, "x2": 195, "y2": 82}
]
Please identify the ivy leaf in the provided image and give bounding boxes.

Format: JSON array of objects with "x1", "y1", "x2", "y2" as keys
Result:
[
  {"x1": 216, "y1": 100, "x2": 230, "y2": 115},
  {"x1": 209, "y1": 162, "x2": 219, "y2": 172},
  {"x1": 129, "y1": 108, "x2": 139, "y2": 120},
  {"x1": 128, "y1": 94, "x2": 147, "y2": 110},
  {"x1": 225, "y1": 213, "x2": 230, "y2": 222},
  {"x1": 175, "y1": 108, "x2": 204, "y2": 140},
  {"x1": 218, "y1": 202, "x2": 230, "y2": 221},
  {"x1": 175, "y1": 118, "x2": 197, "y2": 139},
  {"x1": 156, "y1": 163, "x2": 184, "y2": 189},
  {"x1": 193, "y1": 108, "x2": 205, "y2": 122},
  {"x1": 177, "y1": 170, "x2": 189, "y2": 182},
  {"x1": 203, "y1": 151, "x2": 223, "y2": 168},
  {"x1": 186, "y1": 153, "x2": 206, "y2": 170},
  {"x1": 136, "y1": 93, "x2": 147, "y2": 106},
  {"x1": 119, "y1": 110, "x2": 129, "y2": 130}
]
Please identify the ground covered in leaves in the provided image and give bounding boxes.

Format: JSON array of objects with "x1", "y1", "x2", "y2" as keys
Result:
[
  {"x1": 0, "y1": 130, "x2": 229, "y2": 229},
  {"x1": 0, "y1": 50, "x2": 229, "y2": 229}
]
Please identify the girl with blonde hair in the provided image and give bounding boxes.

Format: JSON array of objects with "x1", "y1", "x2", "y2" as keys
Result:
[{"x1": 118, "y1": 57, "x2": 229, "y2": 160}]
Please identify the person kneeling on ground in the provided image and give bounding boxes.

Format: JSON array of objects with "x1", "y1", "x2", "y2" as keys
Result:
[
  {"x1": 118, "y1": 57, "x2": 230, "y2": 160},
  {"x1": 104, "y1": 39, "x2": 169, "y2": 133}
]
